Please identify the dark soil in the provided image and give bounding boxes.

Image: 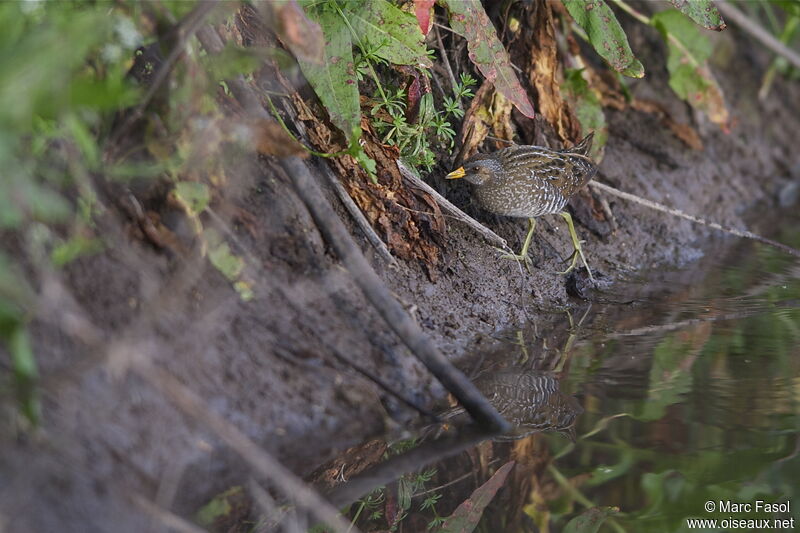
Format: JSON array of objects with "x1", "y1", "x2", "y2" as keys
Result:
[{"x1": 2, "y1": 11, "x2": 799, "y2": 533}]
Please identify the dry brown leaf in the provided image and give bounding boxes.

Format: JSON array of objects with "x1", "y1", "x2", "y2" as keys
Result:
[
  {"x1": 282, "y1": 77, "x2": 446, "y2": 277},
  {"x1": 458, "y1": 81, "x2": 493, "y2": 161},
  {"x1": 527, "y1": 2, "x2": 579, "y2": 142},
  {"x1": 269, "y1": 1, "x2": 324, "y2": 63},
  {"x1": 457, "y1": 80, "x2": 519, "y2": 160},
  {"x1": 632, "y1": 98, "x2": 704, "y2": 150},
  {"x1": 589, "y1": 68, "x2": 628, "y2": 111},
  {"x1": 489, "y1": 91, "x2": 515, "y2": 150},
  {"x1": 247, "y1": 118, "x2": 308, "y2": 158}
]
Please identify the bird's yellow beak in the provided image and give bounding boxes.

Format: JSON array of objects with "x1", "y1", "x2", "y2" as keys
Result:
[{"x1": 446, "y1": 167, "x2": 466, "y2": 179}]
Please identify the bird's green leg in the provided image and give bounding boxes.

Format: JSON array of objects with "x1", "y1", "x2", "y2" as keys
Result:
[
  {"x1": 557, "y1": 211, "x2": 594, "y2": 281},
  {"x1": 499, "y1": 218, "x2": 536, "y2": 269}
]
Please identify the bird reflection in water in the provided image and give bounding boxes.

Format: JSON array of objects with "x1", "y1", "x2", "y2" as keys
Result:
[
  {"x1": 440, "y1": 309, "x2": 587, "y2": 441},
  {"x1": 438, "y1": 370, "x2": 582, "y2": 441}
]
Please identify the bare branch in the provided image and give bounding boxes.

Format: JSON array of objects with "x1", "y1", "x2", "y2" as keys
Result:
[
  {"x1": 397, "y1": 161, "x2": 510, "y2": 250},
  {"x1": 717, "y1": 1, "x2": 800, "y2": 70},
  {"x1": 590, "y1": 180, "x2": 800, "y2": 258},
  {"x1": 135, "y1": 361, "x2": 358, "y2": 533}
]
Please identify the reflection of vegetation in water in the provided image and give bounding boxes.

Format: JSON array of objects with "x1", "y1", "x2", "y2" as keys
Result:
[
  {"x1": 546, "y1": 240, "x2": 800, "y2": 532},
  {"x1": 338, "y1": 438, "x2": 446, "y2": 531}
]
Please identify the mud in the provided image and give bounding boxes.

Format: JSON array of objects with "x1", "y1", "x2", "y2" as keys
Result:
[{"x1": 1, "y1": 12, "x2": 799, "y2": 533}]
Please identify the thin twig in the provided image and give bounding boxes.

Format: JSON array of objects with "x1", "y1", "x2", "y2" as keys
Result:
[
  {"x1": 197, "y1": 26, "x2": 396, "y2": 268},
  {"x1": 717, "y1": 0, "x2": 800, "y2": 70},
  {"x1": 129, "y1": 493, "x2": 208, "y2": 533},
  {"x1": 136, "y1": 361, "x2": 358, "y2": 533},
  {"x1": 324, "y1": 426, "x2": 496, "y2": 509},
  {"x1": 593, "y1": 300, "x2": 799, "y2": 341},
  {"x1": 317, "y1": 161, "x2": 399, "y2": 268},
  {"x1": 106, "y1": 1, "x2": 220, "y2": 156},
  {"x1": 283, "y1": 156, "x2": 510, "y2": 432},
  {"x1": 397, "y1": 161, "x2": 510, "y2": 250},
  {"x1": 435, "y1": 25, "x2": 459, "y2": 94},
  {"x1": 326, "y1": 346, "x2": 441, "y2": 421},
  {"x1": 432, "y1": 21, "x2": 458, "y2": 35},
  {"x1": 590, "y1": 180, "x2": 800, "y2": 258},
  {"x1": 411, "y1": 458, "x2": 501, "y2": 499}
]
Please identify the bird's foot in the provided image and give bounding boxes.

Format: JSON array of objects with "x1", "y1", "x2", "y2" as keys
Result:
[
  {"x1": 558, "y1": 249, "x2": 580, "y2": 275},
  {"x1": 558, "y1": 241, "x2": 594, "y2": 281},
  {"x1": 495, "y1": 247, "x2": 533, "y2": 272}
]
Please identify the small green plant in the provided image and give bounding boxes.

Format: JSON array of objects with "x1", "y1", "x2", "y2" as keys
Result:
[
  {"x1": 367, "y1": 72, "x2": 476, "y2": 171},
  {"x1": 346, "y1": 449, "x2": 444, "y2": 532}
]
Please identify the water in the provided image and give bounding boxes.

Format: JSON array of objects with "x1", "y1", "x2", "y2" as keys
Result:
[{"x1": 331, "y1": 220, "x2": 800, "y2": 533}]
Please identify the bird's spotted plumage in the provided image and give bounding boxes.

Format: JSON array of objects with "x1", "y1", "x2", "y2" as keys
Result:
[
  {"x1": 457, "y1": 133, "x2": 597, "y2": 218},
  {"x1": 446, "y1": 133, "x2": 598, "y2": 279}
]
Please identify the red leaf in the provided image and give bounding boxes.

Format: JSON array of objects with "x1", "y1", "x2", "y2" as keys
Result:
[
  {"x1": 444, "y1": 1, "x2": 535, "y2": 118},
  {"x1": 414, "y1": 0, "x2": 435, "y2": 35},
  {"x1": 273, "y1": 1, "x2": 324, "y2": 64},
  {"x1": 439, "y1": 461, "x2": 516, "y2": 533}
]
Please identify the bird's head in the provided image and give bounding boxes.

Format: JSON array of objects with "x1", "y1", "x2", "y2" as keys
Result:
[{"x1": 445, "y1": 154, "x2": 504, "y2": 186}]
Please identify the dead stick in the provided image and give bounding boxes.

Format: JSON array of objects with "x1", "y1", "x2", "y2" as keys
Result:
[
  {"x1": 282, "y1": 156, "x2": 510, "y2": 433},
  {"x1": 397, "y1": 161, "x2": 510, "y2": 250},
  {"x1": 135, "y1": 362, "x2": 358, "y2": 533},
  {"x1": 198, "y1": 27, "x2": 396, "y2": 267},
  {"x1": 317, "y1": 160, "x2": 399, "y2": 268},
  {"x1": 129, "y1": 493, "x2": 207, "y2": 533},
  {"x1": 107, "y1": 1, "x2": 219, "y2": 156},
  {"x1": 717, "y1": 1, "x2": 800, "y2": 70},
  {"x1": 200, "y1": 21, "x2": 507, "y2": 430},
  {"x1": 325, "y1": 426, "x2": 494, "y2": 508},
  {"x1": 590, "y1": 180, "x2": 800, "y2": 258}
]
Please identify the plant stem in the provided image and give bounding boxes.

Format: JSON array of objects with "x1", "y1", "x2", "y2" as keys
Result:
[
  {"x1": 610, "y1": 0, "x2": 649, "y2": 25},
  {"x1": 263, "y1": 93, "x2": 348, "y2": 159},
  {"x1": 334, "y1": 4, "x2": 390, "y2": 105},
  {"x1": 759, "y1": 16, "x2": 800, "y2": 99},
  {"x1": 611, "y1": 0, "x2": 700, "y2": 68},
  {"x1": 547, "y1": 464, "x2": 627, "y2": 533},
  {"x1": 347, "y1": 500, "x2": 366, "y2": 533}
]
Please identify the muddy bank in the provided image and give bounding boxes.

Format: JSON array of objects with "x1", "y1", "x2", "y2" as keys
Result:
[{"x1": 1, "y1": 8, "x2": 800, "y2": 533}]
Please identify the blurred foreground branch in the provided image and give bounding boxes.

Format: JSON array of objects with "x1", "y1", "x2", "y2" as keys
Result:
[{"x1": 717, "y1": 1, "x2": 800, "y2": 70}]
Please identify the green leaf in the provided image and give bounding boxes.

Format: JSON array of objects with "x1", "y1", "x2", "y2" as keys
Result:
[
  {"x1": 669, "y1": 0, "x2": 726, "y2": 31},
  {"x1": 233, "y1": 280, "x2": 254, "y2": 302},
  {"x1": 348, "y1": 0, "x2": 432, "y2": 68},
  {"x1": 64, "y1": 113, "x2": 100, "y2": 168},
  {"x1": 563, "y1": 69, "x2": 608, "y2": 160},
  {"x1": 443, "y1": 0, "x2": 536, "y2": 118},
  {"x1": 0, "y1": 9, "x2": 111, "y2": 129},
  {"x1": 398, "y1": 477, "x2": 412, "y2": 511},
  {"x1": 202, "y1": 42, "x2": 265, "y2": 80},
  {"x1": 174, "y1": 181, "x2": 210, "y2": 214},
  {"x1": 652, "y1": 9, "x2": 729, "y2": 128},
  {"x1": 563, "y1": 507, "x2": 619, "y2": 533},
  {"x1": 635, "y1": 333, "x2": 694, "y2": 421},
  {"x1": 297, "y1": 9, "x2": 361, "y2": 143},
  {"x1": 209, "y1": 242, "x2": 244, "y2": 282},
  {"x1": 771, "y1": 0, "x2": 800, "y2": 17},
  {"x1": 562, "y1": 0, "x2": 645, "y2": 78},
  {"x1": 68, "y1": 70, "x2": 140, "y2": 111},
  {"x1": 51, "y1": 236, "x2": 104, "y2": 267},
  {"x1": 196, "y1": 487, "x2": 242, "y2": 527},
  {"x1": 351, "y1": 141, "x2": 377, "y2": 182},
  {"x1": 24, "y1": 179, "x2": 73, "y2": 224},
  {"x1": 439, "y1": 461, "x2": 515, "y2": 533},
  {"x1": 8, "y1": 325, "x2": 40, "y2": 425}
]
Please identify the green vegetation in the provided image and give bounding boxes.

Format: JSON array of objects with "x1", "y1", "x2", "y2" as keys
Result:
[
  {"x1": 0, "y1": 0, "x2": 797, "y2": 456},
  {"x1": 548, "y1": 236, "x2": 800, "y2": 532}
]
